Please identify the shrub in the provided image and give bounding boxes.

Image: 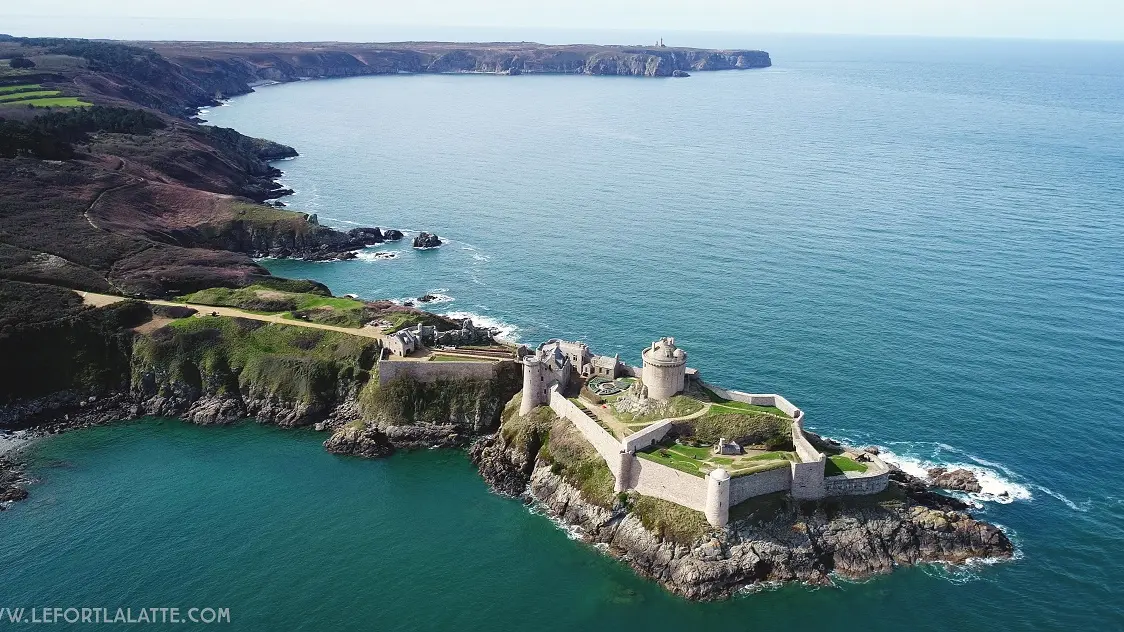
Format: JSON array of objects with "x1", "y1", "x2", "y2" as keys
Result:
[{"x1": 9, "y1": 57, "x2": 35, "y2": 69}]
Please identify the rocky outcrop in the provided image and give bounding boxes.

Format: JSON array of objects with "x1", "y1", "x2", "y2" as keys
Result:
[
  {"x1": 347, "y1": 227, "x2": 385, "y2": 245},
  {"x1": 412, "y1": 232, "x2": 442, "y2": 249},
  {"x1": 382, "y1": 229, "x2": 404, "y2": 241},
  {"x1": 323, "y1": 423, "x2": 393, "y2": 458},
  {"x1": 472, "y1": 434, "x2": 1015, "y2": 600},
  {"x1": 928, "y1": 467, "x2": 983, "y2": 493},
  {"x1": 0, "y1": 457, "x2": 29, "y2": 507}
]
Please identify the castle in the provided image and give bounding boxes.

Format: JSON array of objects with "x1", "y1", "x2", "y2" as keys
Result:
[{"x1": 514, "y1": 336, "x2": 891, "y2": 527}]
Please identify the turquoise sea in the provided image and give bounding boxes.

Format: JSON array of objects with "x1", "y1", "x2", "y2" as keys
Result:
[{"x1": 5, "y1": 36, "x2": 1124, "y2": 629}]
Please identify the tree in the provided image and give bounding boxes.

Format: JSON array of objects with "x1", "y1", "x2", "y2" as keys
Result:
[{"x1": 9, "y1": 56, "x2": 35, "y2": 69}]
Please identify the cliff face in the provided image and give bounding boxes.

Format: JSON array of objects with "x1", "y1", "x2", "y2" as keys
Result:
[{"x1": 144, "y1": 43, "x2": 772, "y2": 104}]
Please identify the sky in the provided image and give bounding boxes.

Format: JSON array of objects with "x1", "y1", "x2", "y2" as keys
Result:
[{"x1": 3, "y1": 0, "x2": 1124, "y2": 42}]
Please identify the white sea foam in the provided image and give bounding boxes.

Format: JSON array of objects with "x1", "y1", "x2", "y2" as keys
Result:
[
  {"x1": 353, "y1": 249, "x2": 400, "y2": 262},
  {"x1": 875, "y1": 443, "x2": 1033, "y2": 505},
  {"x1": 527, "y1": 503, "x2": 586, "y2": 541},
  {"x1": 416, "y1": 291, "x2": 455, "y2": 305},
  {"x1": 442, "y1": 310, "x2": 519, "y2": 342},
  {"x1": 0, "y1": 431, "x2": 31, "y2": 457},
  {"x1": 321, "y1": 216, "x2": 362, "y2": 226}
]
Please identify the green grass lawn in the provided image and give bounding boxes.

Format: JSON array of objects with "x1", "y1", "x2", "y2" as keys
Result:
[
  {"x1": 182, "y1": 285, "x2": 366, "y2": 327},
  {"x1": 636, "y1": 448, "x2": 705, "y2": 477},
  {"x1": 666, "y1": 444, "x2": 712, "y2": 460},
  {"x1": 825, "y1": 455, "x2": 869, "y2": 477},
  {"x1": 745, "y1": 450, "x2": 797, "y2": 462},
  {"x1": 728, "y1": 460, "x2": 790, "y2": 478},
  {"x1": 707, "y1": 400, "x2": 789, "y2": 418}
]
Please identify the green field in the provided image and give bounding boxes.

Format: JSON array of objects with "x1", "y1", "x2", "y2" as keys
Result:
[
  {"x1": 0, "y1": 83, "x2": 41, "y2": 94},
  {"x1": 0, "y1": 84, "x2": 90, "y2": 108}
]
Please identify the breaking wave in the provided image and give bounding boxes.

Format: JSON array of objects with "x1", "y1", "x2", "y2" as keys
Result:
[
  {"x1": 442, "y1": 310, "x2": 519, "y2": 342},
  {"x1": 354, "y1": 249, "x2": 400, "y2": 262},
  {"x1": 874, "y1": 442, "x2": 1032, "y2": 505}
]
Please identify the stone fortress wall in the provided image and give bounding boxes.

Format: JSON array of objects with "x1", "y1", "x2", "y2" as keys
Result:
[
  {"x1": 378, "y1": 357, "x2": 512, "y2": 386},
  {"x1": 621, "y1": 419, "x2": 673, "y2": 452},
  {"x1": 728, "y1": 464, "x2": 793, "y2": 505},
  {"x1": 514, "y1": 338, "x2": 891, "y2": 528},
  {"x1": 547, "y1": 388, "x2": 623, "y2": 477}
]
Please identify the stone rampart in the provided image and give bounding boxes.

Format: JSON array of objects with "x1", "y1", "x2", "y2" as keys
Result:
[
  {"x1": 547, "y1": 388, "x2": 623, "y2": 476},
  {"x1": 729, "y1": 465, "x2": 792, "y2": 505},
  {"x1": 378, "y1": 358, "x2": 509, "y2": 386},
  {"x1": 824, "y1": 470, "x2": 891, "y2": 496},
  {"x1": 627, "y1": 456, "x2": 709, "y2": 512},
  {"x1": 622, "y1": 419, "x2": 673, "y2": 452},
  {"x1": 789, "y1": 415, "x2": 826, "y2": 500}
]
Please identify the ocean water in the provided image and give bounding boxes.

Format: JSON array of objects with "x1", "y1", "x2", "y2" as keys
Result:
[{"x1": 6, "y1": 37, "x2": 1124, "y2": 629}]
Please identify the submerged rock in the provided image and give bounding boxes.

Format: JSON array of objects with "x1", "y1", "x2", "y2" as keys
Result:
[{"x1": 412, "y1": 232, "x2": 442, "y2": 249}]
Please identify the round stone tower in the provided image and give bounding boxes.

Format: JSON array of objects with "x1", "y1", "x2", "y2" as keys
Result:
[
  {"x1": 519, "y1": 353, "x2": 545, "y2": 416},
  {"x1": 705, "y1": 468, "x2": 731, "y2": 528},
  {"x1": 641, "y1": 337, "x2": 687, "y2": 401}
]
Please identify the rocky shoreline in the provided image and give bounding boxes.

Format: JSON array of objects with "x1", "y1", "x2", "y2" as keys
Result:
[
  {"x1": 0, "y1": 380, "x2": 1015, "y2": 599},
  {"x1": 470, "y1": 428, "x2": 1014, "y2": 600}
]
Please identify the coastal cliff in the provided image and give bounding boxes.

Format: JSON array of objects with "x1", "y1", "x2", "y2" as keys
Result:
[
  {"x1": 0, "y1": 37, "x2": 770, "y2": 118},
  {"x1": 470, "y1": 397, "x2": 1014, "y2": 600},
  {"x1": 149, "y1": 42, "x2": 771, "y2": 106}
]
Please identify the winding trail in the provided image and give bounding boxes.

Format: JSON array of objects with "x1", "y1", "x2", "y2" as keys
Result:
[{"x1": 77, "y1": 291, "x2": 387, "y2": 340}]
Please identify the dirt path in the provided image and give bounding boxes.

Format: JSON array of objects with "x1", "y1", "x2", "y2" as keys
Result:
[
  {"x1": 83, "y1": 181, "x2": 139, "y2": 232},
  {"x1": 78, "y1": 291, "x2": 386, "y2": 341}
]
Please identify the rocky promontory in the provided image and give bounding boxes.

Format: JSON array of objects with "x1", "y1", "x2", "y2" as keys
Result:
[{"x1": 469, "y1": 397, "x2": 1015, "y2": 600}]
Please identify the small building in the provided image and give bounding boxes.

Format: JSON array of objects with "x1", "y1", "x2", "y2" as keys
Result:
[
  {"x1": 385, "y1": 328, "x2": 422, "y2": 357},
  {"x1": 714, "y1": 438, "x2": 743, "y2": 456}
]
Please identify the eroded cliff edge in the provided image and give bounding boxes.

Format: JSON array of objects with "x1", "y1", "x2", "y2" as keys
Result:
[{"x1": 470, "y1": 396, "x2": 1014, "y2": 600}]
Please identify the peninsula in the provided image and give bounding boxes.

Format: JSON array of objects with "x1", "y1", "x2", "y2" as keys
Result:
[{"x1": 0, "y1": 35, "x2": 1011, "y2": 600}]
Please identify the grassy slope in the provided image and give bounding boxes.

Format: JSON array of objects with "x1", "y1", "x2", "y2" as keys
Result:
[
  {"x1": 132, "y1": 315, "x2": 379, "y2": 405},
  {"x1": 610, "y1": 394, "x2": 704, "y2": 424},
  {"x1": 179, "y1": 284, "x2": 365, "y2": 326}
]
